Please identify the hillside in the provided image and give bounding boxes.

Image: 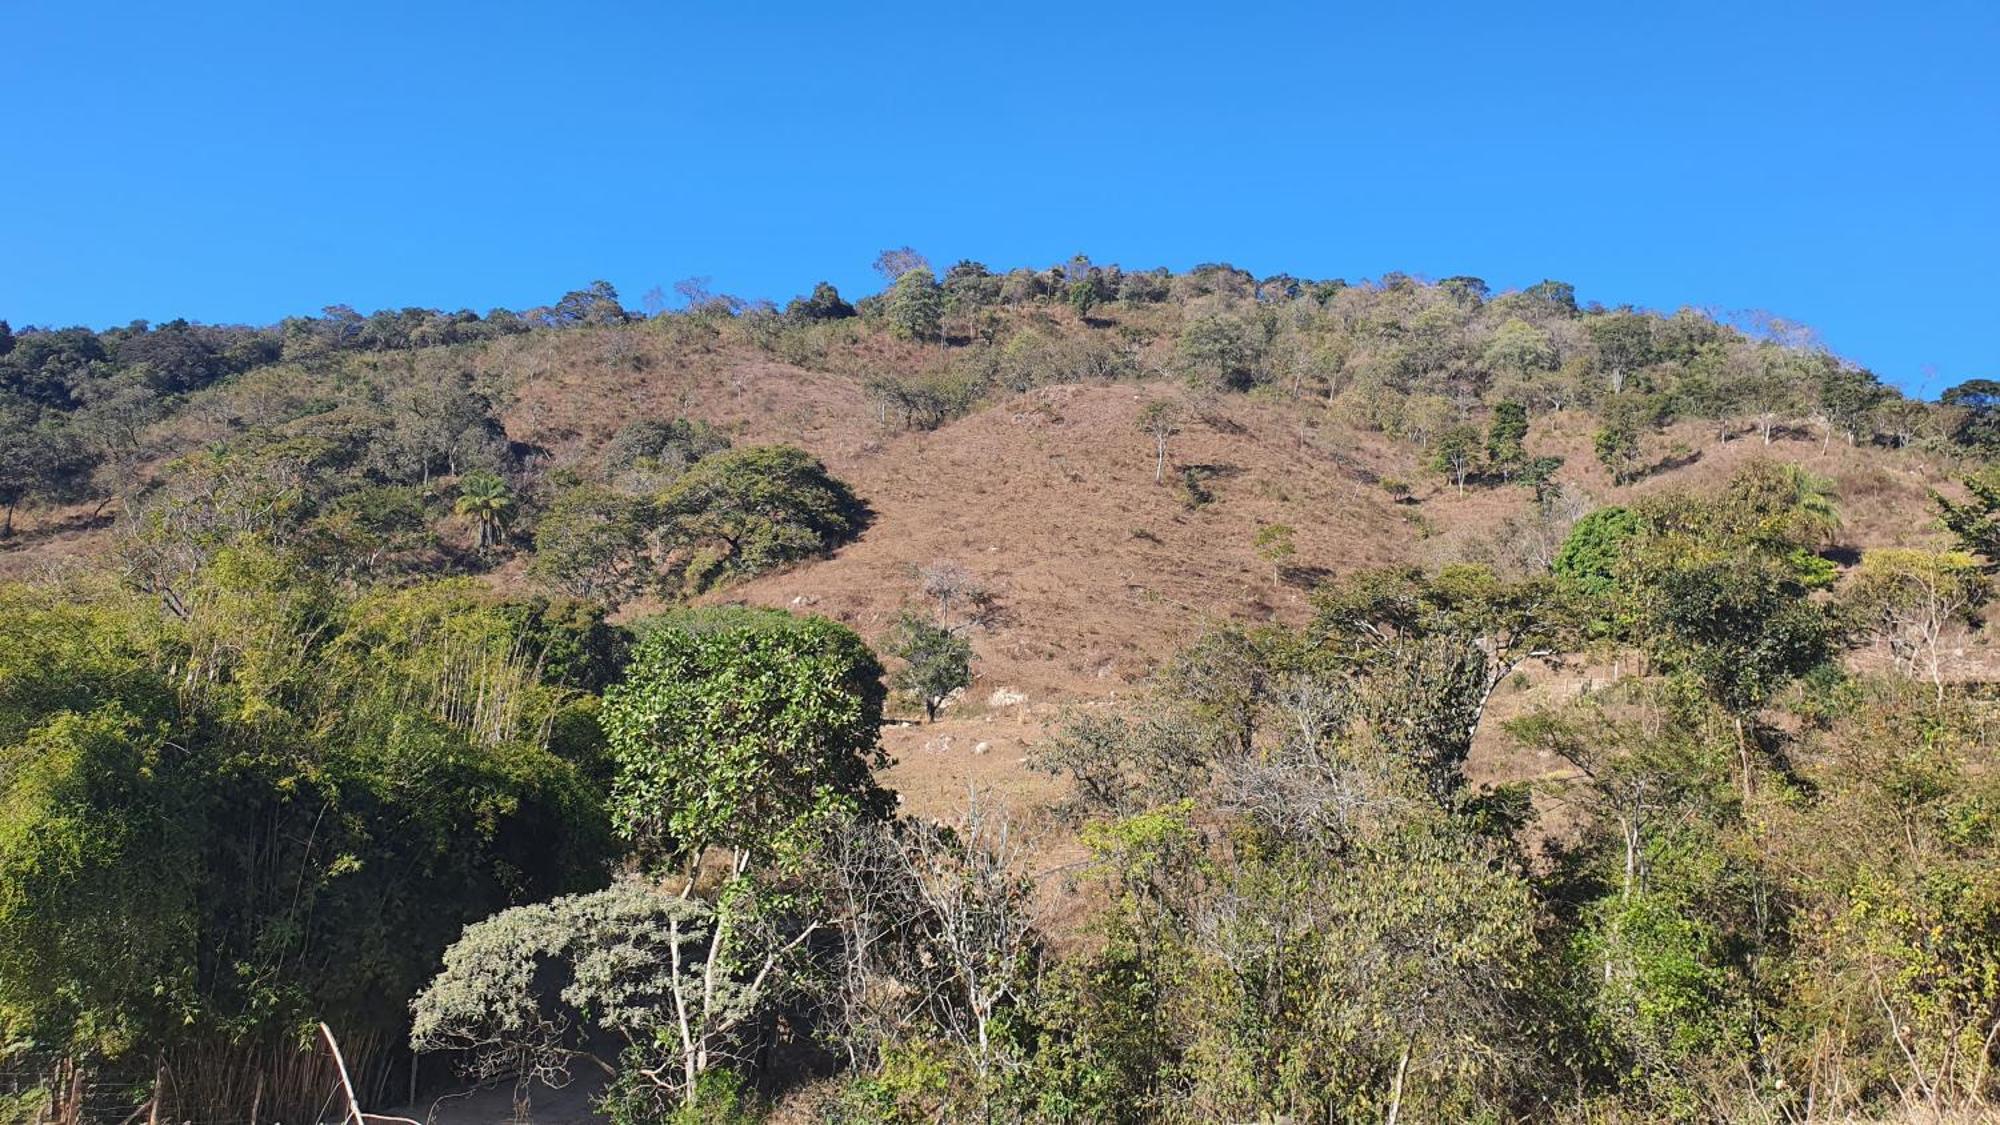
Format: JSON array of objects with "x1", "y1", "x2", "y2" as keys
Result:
[
  {"x1": 5, "y1": 266, "x2": 1999, "y2": 1123},
  {"x1": 0, "y1": 286, "x2": 1975, "y2": 821}
]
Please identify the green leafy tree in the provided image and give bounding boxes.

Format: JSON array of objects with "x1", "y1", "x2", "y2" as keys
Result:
[
  {"x1": 1520, "y1": 278, "x2": 1579, "y2": 316},
  {"x1": 1636, "y1": 548, "x2": 1837, "y2": 716},
  {"x1": 1617, "y1": 471, "x2": 1846, "y2": 794},
  {"x1": 1176, "y1": 313, "x2": 1263, "y2": 390},
  {"x1": 1482, "y1": 317, "x2": 1557, "y2": 377},
  {"x1": 886, "y1": 610, "x2": 973, "y2": 722},
  {"x1": 1309, "y1": 565, "x2": 1581, "y2": 803},
  {"x1": 529, "y1": 484, "x2": 653, "y2": 603},
  {"x1": 1841, "y1": 547, "x2": 1987, "y2": 700},
  {"x1": 544, "y1": 280, "x2": 626, "y2": 327},
  {"x1": 0, "y1": 395, "x2": 97, "y2": 536},
  {"x1": 786, "y1": 280, "x2": 857, "y2": 321},
  {"x1": 653, "y1": 445, "x2": 866, "y2": 593},
  {"x1": 0, "y1": 567, "x2": 610, "y2": 1118},
  {"x1": 884, "y1": 267, "x2": 946, "y2": 343},
  {"x1": 1509, "y1": 696, "x2": 1765, "y2": 1104},
  {"x1": 1593, "y1": 417, "x2": 1641, "y2": 484},
  {"x1": 1585, "y1": 312, "x2": 1656, "y2": 393},
  {"x1": 1521, "y1": 454, "x2": 1565, "y2": 501},
  {"x1": 1067, "y1": 275, "x2": 1105, "y2": 318},
  {"x1": 1933, "y1": 467, "x2": 2000, "y2": 571},
  {"x1": 1940, "y1": 378, "x2": 2000, "y2": 453},
  {"x1": 1429, "y1": 423, "x2": 1482, "y2": 494},
  {"x1": 1438, "y1": 275, "x2": 1489, "y2": 307},
  {"x1": 1553, "y1": 506, "x2": 1641, "y2": 598},
  {"x1": 1816, "y1": 365, "x2": 1890, "y2": 447},
  {"x1": 1254, "y1": 522, "x2": 1297, "y2": 581},
  {"x1": 601, "y1": 606, "x2": 890, "y2": 875},
  {"x1": 1486, "y1": 401, "x2": 1529, "y2": 480}
]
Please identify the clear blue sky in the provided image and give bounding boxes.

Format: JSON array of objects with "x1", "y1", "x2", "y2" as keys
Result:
[{"x1": 3, "y1": 1, "x2": 1994, "y2": 396}]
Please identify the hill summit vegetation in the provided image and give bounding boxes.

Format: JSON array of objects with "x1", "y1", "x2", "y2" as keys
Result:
[{"x1": 2, "y1": 255, "x2": 1999, "y2": 1123}]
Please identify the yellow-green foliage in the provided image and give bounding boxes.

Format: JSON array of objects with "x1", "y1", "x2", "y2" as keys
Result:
[{"x1": 0, "y1": 560, "x2": 613, "y2": 1116}]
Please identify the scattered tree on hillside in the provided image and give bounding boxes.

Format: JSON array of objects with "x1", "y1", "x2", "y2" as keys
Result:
[
  {"x1": 917, "y1": 559, "x2": 993, "y2": 630},
  {"x1": 1254, "y1": 522, "x2": 1297, "y2": 582},
  {"x1": 786, "y1": 280, "x2": 857, "y2": 321},
  {"x1": 0, "y1": 400, "x2": 95, "y2": 535},
  {"x1": 652, "y1": 445, "x2": 866, "y2": 593},
  {"x1": 872, "y1": 246, "x2": 932, "y2": 282},
  {"x1": 1942, "y1": 378, "x2": 2000, "y2": 454},
  {"x1": 1482, "y1": 318, "x2": 1557, "y2": 379},
  {"x1": 1136, "y1": 399, "x2": 1184, "y2": 485},
  {"x1": 1177, "y1": 313, "x2": 1263, "y2": 390},
  {"x1": 454, "y1": 471, "x2": 515, "y2": 550},
  {"x1": 375, "y1": 362, "x2": 509, "y2": 486},
  {"x1": 1816, "y1": 365, "x2": 1889, "y2": 448},
  {"x1": 1585, "y1": 311, "x2": 1656, "y2": 394},
  {"x1": 603, "y1": 416, "x2": 730, "y2": 478},
  {"x1": 529, "y1": 484, "x2": 653, "y2": 603},
  {"x1": 1594, "y1": 417, "x2": 1641, "y2": 484},
  {"x1": 864, "y1": 368, "x2": 980, "y2": 431},
  {"x1": 1842, "y1": 547, "x2": 1987, "y2": 701},
  {"x1": 544, "y1": 280, "x2": 627, "y2": 328},
  {"x1": 1486, "y1": 401, "x2": 1529, "y2": 481},
  {"x1": 887, "y1": 610, "x2": 973, "y2": 722},
  {"x1": 884, "y1": 267, "x2": 946, "y2": 343},
  {"x1": 1430, "y1": 424, "x2": 1482, "y2": 494},
  {"x1": 1438, "y1": 275, "x2": 1490, "y2": 307},
  {"x1": 1935, "y1": 467, "x2": 2000, "y2": 570}
]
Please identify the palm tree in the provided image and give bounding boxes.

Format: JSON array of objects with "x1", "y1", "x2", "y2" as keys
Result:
[
  {"x1": 1776, "y1": 463, "x2": 1842, "y2": 545},
  {"x1": 455, "y1": 472, "x2": 514, "y2": 550},
  {"x1": 1725, "y1": 460, "x2": 1841, "y2": 548}
]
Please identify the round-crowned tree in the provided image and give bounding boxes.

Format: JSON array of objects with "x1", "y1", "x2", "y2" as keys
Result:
[
  {"x1": 601, "y1": 607, "x2": 891, "y2": 876},
  {"x1": 653, "y1": 445, "x2": 867, "y2": 593}
]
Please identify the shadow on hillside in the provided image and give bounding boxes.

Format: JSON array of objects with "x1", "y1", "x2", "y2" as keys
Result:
[
  {"x1": 1198, "y1": 413, "x2": 1250, "y2": 437},
  {"x1": 1178, "y1": 462, "x2": 1244, "y2": 483},
  {"x1": 1324, "y1": 449, "x2": 1380, "y2": 486},
  {"x1": 0, "y1": 506, "x2": 117, "y2": 549},
  {"x1": 1278, "y1": 563, "x2": 1336, "y2": 589},
  {"x1": 1635, "y1": 446, "x2": 1704, "y2": 481}
]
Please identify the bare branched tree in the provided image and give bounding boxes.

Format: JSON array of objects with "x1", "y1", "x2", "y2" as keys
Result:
[
  {"x1": 821, "y1": 795, "x2": 1042, "y2": 1087},
  {"x1": 917, "y1": 559, "x2": 994, "y2": 630}
]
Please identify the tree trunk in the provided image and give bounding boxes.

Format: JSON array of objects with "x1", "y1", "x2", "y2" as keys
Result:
[
  {"x1": 1735, "y1": 716, "x2": 1753, "y2": 803},
  {"x1": 1618, "y1": 814, "x2": 1639, "y2": 901},
  {"x1": 1385, "y1": 1039, "x2": 1412, "y2": 1125}
]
